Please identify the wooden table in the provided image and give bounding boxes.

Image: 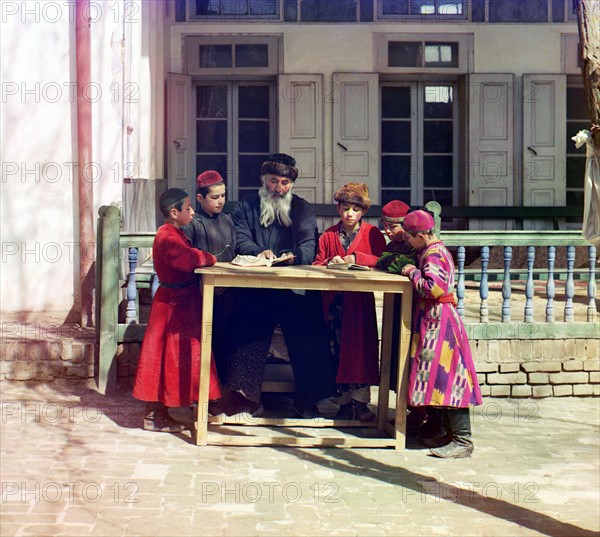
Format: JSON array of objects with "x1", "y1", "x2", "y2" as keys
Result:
[{"x1": 195, "y1": 263, "x2": 413, "y2": 449}]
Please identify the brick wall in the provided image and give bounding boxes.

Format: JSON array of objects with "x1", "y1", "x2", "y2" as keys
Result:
[
  {"x1": 473, "y1": 338, "x2": 600, "y2": 397},
  {"x1": 1, "y1": 331, "x2": 598, "y2": 398},
  {"x1": 0, "y1": 327, "x2": 96, "y2": 388}
]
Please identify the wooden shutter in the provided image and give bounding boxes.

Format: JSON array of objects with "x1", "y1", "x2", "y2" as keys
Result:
[
  {"x1": 167, "y1": 73, "x2": 193, "y2": 193},
  {"x1": 278, "y1": 74, "x2": 324, "y2": 203},
  {"x1": 468, "y1": 74, "x2": 515, "y2": 230},
  {"x1": 332, "y1": 73, "x2": 380, "y2": 204},
  {"x1": 523, "y1": 74, "x2": 567, "y2": 230}
]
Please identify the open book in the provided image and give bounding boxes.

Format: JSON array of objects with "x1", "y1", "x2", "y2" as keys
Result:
[
  {"x1": 327, "y1": 262, "x2": 371, "y2": 271},
  {"x1": 230, "y1": 254, "x2": 295, "y2": 267}
]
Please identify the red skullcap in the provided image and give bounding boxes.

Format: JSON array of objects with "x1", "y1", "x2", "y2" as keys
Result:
[
  {"x1": 196, "y1": 170, "x2": 224, "y2": 189},
  {"x1": 381, "y1": 200, "x2": 410, "y2": 223},
  {"x1": 403, "y1": 210, "x2": 435, "y2": 233}
]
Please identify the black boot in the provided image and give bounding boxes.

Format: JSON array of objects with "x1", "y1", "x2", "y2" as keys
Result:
[
  {"x1": 352, "y1": 400, "x2": 376, "y2": 422},
  {"x1": 335, "y1": 402, "x2": 354, "y2": 420},
  {"x1": 143, "y1": 402, "x2": 184, "y2": 433},
  {"x1": 429, "y1": 408, "x2": 473, "y2": 458},
  {"x1": 417, "y1": 407, "x2": 451, "y2": 448}
]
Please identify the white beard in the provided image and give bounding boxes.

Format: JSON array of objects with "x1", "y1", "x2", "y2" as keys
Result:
[{"x1": 259, "y1": 185, "x2": 293, "y2": 228}]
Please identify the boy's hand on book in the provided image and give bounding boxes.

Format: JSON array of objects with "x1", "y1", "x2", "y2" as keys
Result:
[{"x1": 330, "y1": 255, "x2": 345, "y2": 264}]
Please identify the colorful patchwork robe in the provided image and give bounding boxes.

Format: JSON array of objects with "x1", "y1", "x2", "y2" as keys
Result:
[{"x1": 404, "y1": 240, "x2": 483, "y2": 407}]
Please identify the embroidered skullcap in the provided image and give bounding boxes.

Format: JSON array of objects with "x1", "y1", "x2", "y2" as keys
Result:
[
  {"x1": 159, "y1": 188, "x2": 189, "y2": 213},
  {"x1": 402, "y1": 209, "x2": 435, "y2": 233},
  {"x1": 334, "y1": 183, "x2": 371, "y2": 211},
  {"x1": 260, "y1": 153, "x2": 299, "y2": 181},
  {"x1": 381, "y1": 200, "x2": 410, "y2": 223},
  {"x1": 196, "y1": 170, "x2": 224, "y2": 189}
]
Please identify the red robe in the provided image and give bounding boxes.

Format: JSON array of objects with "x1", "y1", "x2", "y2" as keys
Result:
[
  {"x1": 132, "y1": 223, "x2": 221, "y2": 407},
  {"x1": 313, "y1": 222, "x2": 386, "y2": 384}
]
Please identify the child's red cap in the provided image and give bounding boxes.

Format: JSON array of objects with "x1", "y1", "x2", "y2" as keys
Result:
[
  {"x1": 381, "y1": 200, "x2": 410, "y2": 223},
  {"x1": 196, "y1": 170, "x2": 224, "y2": 189}
]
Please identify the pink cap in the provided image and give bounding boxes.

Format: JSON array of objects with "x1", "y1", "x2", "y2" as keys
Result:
[{"x1": 402, "y1": 210, "x2": 435, "y2": 233}]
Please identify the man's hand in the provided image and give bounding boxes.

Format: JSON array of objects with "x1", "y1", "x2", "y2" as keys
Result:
[
  {"x1": 257, "y1": 249, "x2": 276, "y2": 261},
  {"x1": 277, "y1": 252, "x2": 296, "y2": 265},
  {"x1": 343, "y1": 254, "x2": 356, "y2": 264},
  {"x1": 330, "y1": 255, "x2": 345, "y2": 264}
]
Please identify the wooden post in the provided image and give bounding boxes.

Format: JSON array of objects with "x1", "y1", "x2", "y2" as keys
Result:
[
  {"x1": 98, "y1": 205, "x2": 121, "y2": 394},
  {"x1": 576, "y1": 0, "x2": 600, "y2": 149}
]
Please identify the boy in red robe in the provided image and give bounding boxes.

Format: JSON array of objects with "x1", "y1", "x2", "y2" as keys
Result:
[
  {"x1": 132, "y1": 188, "x2": 222, "y2": 433},
  {"x1": 313, "y1": 183, "x2": 386, "y2": 420}
]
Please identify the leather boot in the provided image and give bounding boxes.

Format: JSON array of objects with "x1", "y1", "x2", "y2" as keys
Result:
[
  {"x1": 335, "y1": 402, "x2": 354, "y2": 420},
  {"x1": 429, "y1": 408, "x2": 474, "y2": 458},
  {"x1": 417, "y1": 407, "x2": 451, "y2": 448},
  {"x1": 143, "y1": 402, "x2": 184, "y2": 433},
  {"x1": 352, "y1": 400, "x2": 376, "y2": 422}
]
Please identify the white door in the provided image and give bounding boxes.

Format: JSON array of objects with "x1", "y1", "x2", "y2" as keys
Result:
[
  {"x1": 468, "y1": 74, "x2": 515, "y2": 230},
  {"x1": 523, "y1": 74, "x2": 567, "y2": 230},
  {"x1": 278, "y1": 74, "x2": 324, "y2": 203},
  {"x1": 333, "y1": 73, "x2": 380, "y2": 204},
  {"x1": 167, "y1": 73, "x2": 193, "y2": 193}
]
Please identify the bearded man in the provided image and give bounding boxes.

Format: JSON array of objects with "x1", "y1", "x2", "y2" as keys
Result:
[{"x1": 223, "y1": 154, "x2": 337, "y2": 417}]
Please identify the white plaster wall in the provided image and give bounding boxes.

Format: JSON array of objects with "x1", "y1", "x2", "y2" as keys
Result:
[
  {"x1": 1, "y1": 3, "x2": 78, "y2": 321},
  {"x1": 0, "y1": 1, "x2": 130, "y2": 320}
]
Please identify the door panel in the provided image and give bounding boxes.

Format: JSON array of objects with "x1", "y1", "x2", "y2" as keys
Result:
[
  {"x1": 278, "y1": 74, "x2": 324, "y2": 203},
  {"x1": 523, "y1": 74, "x2": 567, "y2": 230},
  {"x1": 167, "y1": 73, "x2": 193, "y2": 192},
  {"x1": 468, "y1": 74, "x2": 515, "y2": 230},
  {"x1": 333, "y1": 73, "x2": 380, "y2": 203}
]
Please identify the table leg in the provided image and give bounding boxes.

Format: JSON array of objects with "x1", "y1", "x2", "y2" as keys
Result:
[
  {"x1": 196, "y1": 275, "x2": 215, "y2": 446},
  {"x1": 394, "y1": 288, "x2": 413, "y2": 450},
  {"x1": 377, "y1": 293, "x2": 395, "y2": 431}
]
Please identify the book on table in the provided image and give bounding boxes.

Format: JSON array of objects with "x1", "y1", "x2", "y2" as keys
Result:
[
  {"x1": 230, "y1": 254, "x2": 295, "y2": 267},
  {"x1": 326, "y1": 262, "x2": 371, "y2": 271}
]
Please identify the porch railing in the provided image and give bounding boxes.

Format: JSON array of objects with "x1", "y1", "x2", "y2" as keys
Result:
[
  {"x1": 426, "y1": 201, "x2": 598, "y2": 340},
  {"x1": 97, "y1": 203, "x2": 599, "y2": 393}
]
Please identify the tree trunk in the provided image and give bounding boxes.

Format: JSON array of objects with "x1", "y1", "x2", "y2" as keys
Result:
[{"x1": 576, "y1": 0, "x2": 600, "y2": 149}]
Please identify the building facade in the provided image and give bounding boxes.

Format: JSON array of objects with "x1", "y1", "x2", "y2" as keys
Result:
[{"x1": 0, "y1": 0, "x2": 587, "y2": 319}]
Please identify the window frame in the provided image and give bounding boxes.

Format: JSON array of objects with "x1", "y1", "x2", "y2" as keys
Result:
[
  {"x1": 194, "y1": 81, "x2": 277, "y2": 201},
  {"x1": 375, "y1": 33, "x2": 473, "y2": 74},
  {"x1": 186, "y1": 35, "x2": 281, "y2": 76},
  {"x1": 186, "y1": 0, "x2": 281, "y2": 21},
  {"x1": 565, "y1": 79, "x2": 586, "y2": 225},
  {"x1": 376, "y1": 0, "x2": 467, "y2": 21},
  {"x1": 380, "y1": 80, "x2": 459, "y2": 208}
]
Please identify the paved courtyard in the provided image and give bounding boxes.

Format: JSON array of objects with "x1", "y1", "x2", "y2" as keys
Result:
[{"x1": 1, "y1": 381, "x2": 599, "y2": 537}]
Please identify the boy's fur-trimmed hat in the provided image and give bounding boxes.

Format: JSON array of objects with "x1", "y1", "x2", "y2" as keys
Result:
[
  {"x1": 159, "y1": 188, "x2": 189, "y2": 212},
  {"x1": 403, "y1": 210, "x2": 435, "y2": 233},
  {"x1": 334, "y1": 182, "x2": 371, "y2": 211},
  {"x1": 381, "y1": 200, "x2": 410, "y2": 223},
  {"x1": 260, "y1": 153, "x2": 298, "y2": 181},
  {"x1": 196, "y1": 170, "x2": 224, "y2": 190}
]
